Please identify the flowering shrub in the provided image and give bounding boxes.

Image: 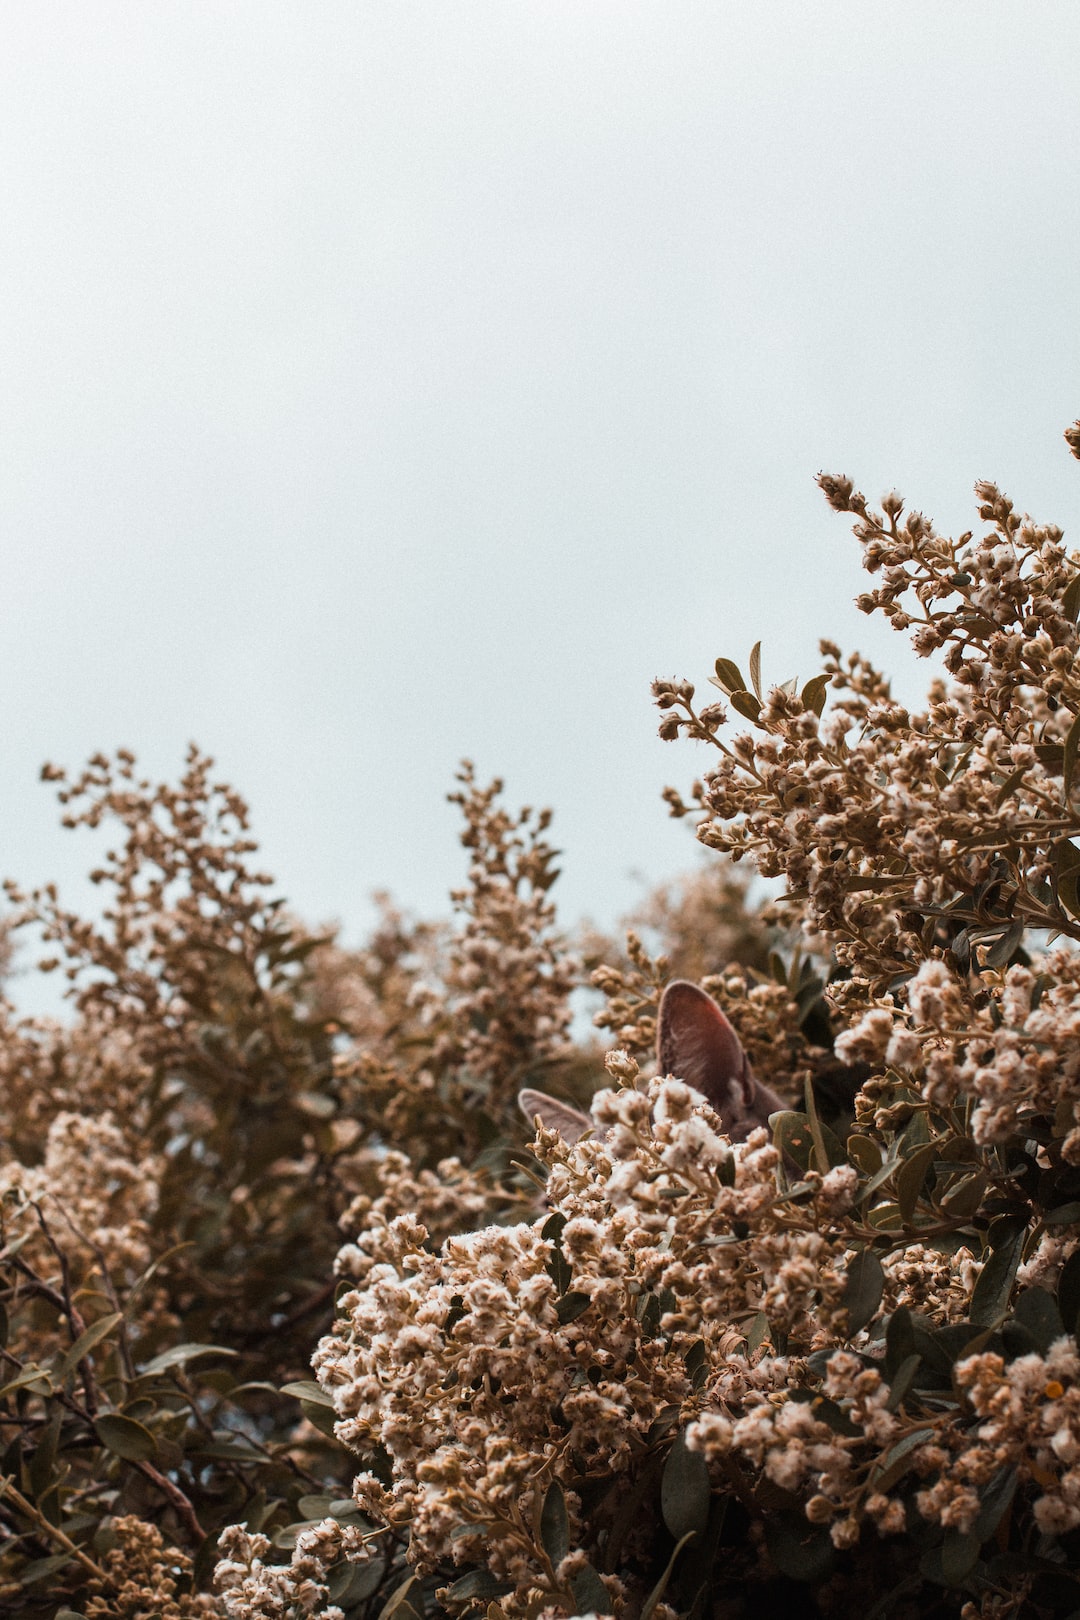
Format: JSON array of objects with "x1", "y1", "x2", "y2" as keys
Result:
[
  {"x1": 3, "y1": 423, "x2": 1080, "y2": 1618},
  {"x1": 307, "y1": 422, "x2": 1080, "y2": 1620},
  {"x1": 0, "y1": 757, "x2": 574, "y2": 1615}
]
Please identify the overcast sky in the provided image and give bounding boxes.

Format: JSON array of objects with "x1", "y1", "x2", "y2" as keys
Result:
[{"x1": 2, "y1": 4, "x2": 1079, "y2": 1009}]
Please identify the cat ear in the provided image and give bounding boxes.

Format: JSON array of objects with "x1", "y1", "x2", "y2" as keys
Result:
[
  {"x1": 518, "y1": 1088, "x2": 594, "y2": 1144},
  {"x1": 656, "y1": 981, "x2": 756, "y2": 1122}
]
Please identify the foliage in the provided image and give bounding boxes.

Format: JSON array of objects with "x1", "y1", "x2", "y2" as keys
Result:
[
  {"x1": 0, "y1": 756, "x2": 585, "y2": 1615},
  {"x1": 305, "y1": 422, "x2": 1080, "y2": 1620},
  {"x1": 4, "y1": 422, "x2": 1080, "y2": 1619}
]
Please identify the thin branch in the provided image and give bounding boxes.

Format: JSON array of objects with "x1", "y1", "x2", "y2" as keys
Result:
[
  {"x1": 0, "y1": 1472, "x2": 109, "y2": 1584},
  {"x1": 132, "y1": 1458, "x2": 207, "y2": 1545}
]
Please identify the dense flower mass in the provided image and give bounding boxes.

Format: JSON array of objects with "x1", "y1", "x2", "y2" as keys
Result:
[
  {"x1": 4, "y1": 425, "x2": 1080, "y2": 1618},
  {"x1": 313, "y1": 1066, "x2": 860, "y2": 1599},
  {"x1": 302, "y1": 428, "x2": 1080, "y2": 1620}
]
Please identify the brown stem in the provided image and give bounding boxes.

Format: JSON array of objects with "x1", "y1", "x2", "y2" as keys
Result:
[
  {"x1": 0, "y1": 1473, "x2": 110, "y2": 1583},
  {"x1": 132, "y1": 1458, "x2": 207, "y2": 1544}
]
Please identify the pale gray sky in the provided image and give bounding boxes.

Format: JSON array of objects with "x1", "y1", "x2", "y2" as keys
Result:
[{"x1": 2, "y1": 4, "x2": 1079, "y2": 1006}]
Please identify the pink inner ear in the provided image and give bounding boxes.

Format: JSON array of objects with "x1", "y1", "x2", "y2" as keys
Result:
[{"x1": 656, "y1": 981, "x2": 755, "y2": 1118}]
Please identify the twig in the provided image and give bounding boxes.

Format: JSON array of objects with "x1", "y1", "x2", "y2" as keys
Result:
[
  {"x1": 132, "y1": 1458, "x2": 208, "y2": 1544},
  {"x1": 0, "y1": 1472, "x2": 110, "y2": 1583}
]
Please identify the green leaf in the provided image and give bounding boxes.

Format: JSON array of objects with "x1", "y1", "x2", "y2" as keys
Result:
[
  {"x1": 29, "y1": 1410, "x2": 61, "y2": 1499},
  {"x1": 730, "y1": 689, "x2": 762, "y2": 723},
  {"x1": 543, "y1": 1212, "x2": 572, "y2": 1295},
  {"x1": 441, "y1": 1295, "x2": 467, "y2": 1336},
  {"x1": 684, "y1": 1339, "x2": 706, "y2": 1378},
  {"x1": 974, "y1": 1465, "x2": 1018, "y2": 1543},
  {"x1": 640, "y1": 1532, "x2": 697, "y2": 1620},
  {"x1": 299, "y1": 1399, "x2": 338, "y2": 1438},
  {"x1": 19, "y1": 1554, "x2": 74, "y2": 1586},
  {"x1": 55, "y1": 1312, "x2": 123, "y2": 1384},
  {"x1": 555, "y1": 1291, "x2": 590, "y2": 1325},
  {"x1": 939, "y1": 1171, "x2": 989, "y2": 1219},
  {"x1": 0, "y1": 1365, "x2": 53, "y2": 1399},
  {"x1": 847, "y1": 1134, "x2": 882, "y2": 1175},
  {"x1": 936, "y1": 1321, "x2": 995, "y2": 1365},
  {"x1": 1011, "y1": 1287, "x2": 1064, "y2": 1352},
  {"x1": 870, "y1": 1428, "x2": 935, "y2": 1494},
  {"x1": 280, "y1": 1379, "x2": 333, "y2": 1406},
  {"x1": 377, "y1": 1573, "x2": 421, "y2": 1620},
  {"x1": 94, "y1": 1412, "x2": 158, "y2": 1462},
  {"x1": 274, "y1": 1518, "x2": 331, "y2": 1550},
  {"x1": 745, "y1": 1311, "x2": 771, "y2": 1354},
  {"x1": 1067, "y1": 714, "x2": 1080, "y2": 800},
  {"x1": 898, "y1": 1106, "x2": 932, "y2": 1149},
  {"x1": 540, "y1": 1480, "x2": 569, "y2": 1566},
  {"x1": 712, "y1": 658, "x2": 747, "y2": 696},
  {"x1": 140, "y1": 1341, "x2": 238, "y2": 1376},
  {"x1": 896, "y1": 1143, "x2": 937, "y2": 1223},
  {"x1": 970, "y1": 1226, "x2": 1025, "y2": 1326},
  {"x1": 329, "y1": 1558, "x2": 387, "y2": 1605},
  {"x1": 859, "y1": 1149, "x2": 905, "y2": 1208},
  {"x1": 749, "y1": 640, "x2": 762, "y2": 700},
  {"x1": 639, "y1": 1292, "x2": 662, "y2": 1338},
  {"x1": 660, "y1": 1428, "x2": 710, "y2": 1542},
  {"x1": 788, "y1": 1389, "x2": 861, "y2": 1436},
  {"x1": 940, "y1": 1527, "x2": 981, "y2": 1588},
  {"x1": 1054, "y1": 836, "x2": 1080, "y2": 877},
  {"x1": 573, "y1": 1563, "x2": 612, "y2": 1617},
  {"x1": 842, "y1": 1248, "x2": 884, "y2": 1336},
  {"x1": 297, "y1": 1494, "x2": 337, "y2": 1519},
  {"x1": 1062, "y1": 574, "x2": 1080, "y2": 621},
  {"x1": 275, "y1": 933, "x2": 336, "y2": 965},
  {"x1": 764, "y1": 1513, "x2": 835, "y2": 1584},
  {"x1": 802, "y1": 1075, "x2": 846, "y2": 1170},
  {"x1": 444, "y1": 1569, "x2": 509, "y2": 1603},
  {"x1": 910, "y1": 1317, "x2": 968, "y2": 1378},
  {"x1": 885, "y1": 1307, "x2": 917, "y2": 1380},
  {"x1": 771, "y1": 1111, "x2": 815, "y2": 1171},
  {"x1": 1044, "y1": 1200, "x2": 1080, "y2": 1226},
  {"x1": 801, "y1": 673, "x2": 830, "y2": 717},
  {"x1": 994, "y1": 765, "x2": 1027, "y2": 808},
  {"x1": 886, "y1": 1353, "x2": 922, "y2": 1413},
  {"x1": 983, "y1": 919, "x2": 1024, "y2": 968}
]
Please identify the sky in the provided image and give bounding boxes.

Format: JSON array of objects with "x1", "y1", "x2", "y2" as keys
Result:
[{"x1": 2, "y1": 4, "x2": 1079, "y2": 1011}]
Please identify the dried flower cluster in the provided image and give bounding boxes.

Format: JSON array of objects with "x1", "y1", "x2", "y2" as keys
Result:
[
  {"x1": 0, "y1": 752, "x2": 580, "y2": 1614},
  {"x1": 3, "y1": 423, "x2": 1080, "y2": 1619},
  {"x1": 301, "y1": 424, "x2": 1080, "y2": 1620},
  {"x1": 312, "y1": 1062, "x2": 862, "y2": 1607}
]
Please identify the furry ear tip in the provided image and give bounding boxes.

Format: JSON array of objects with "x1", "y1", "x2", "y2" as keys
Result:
[
  {"x1": 659, "y1": 979, "x2": 722, "y2": 1015},
  {"x1": 658, "y1": 978, "x2": 736, "y2": 1030},
  {"x1": 517, "y1": 1088, "x2": 593, "y2": 1144},
  {"x1": 660, "y1": 978, "x2": 705, "y2": 999}
]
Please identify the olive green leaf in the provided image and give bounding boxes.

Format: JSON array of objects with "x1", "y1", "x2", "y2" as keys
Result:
[
  {"x1": 661, "y1": 1427, "x2": 710, "y2": 1542},
  {"x1": 842, "y1": 1248, "x2": 884, "y2": 1335},
  {"x1": 94, "y1": 1413, "x2": 157, "y2": 1462}
]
